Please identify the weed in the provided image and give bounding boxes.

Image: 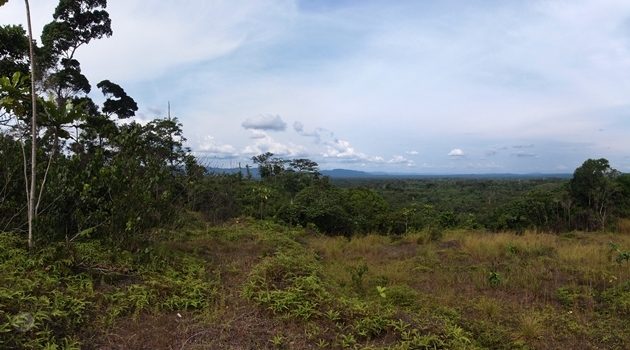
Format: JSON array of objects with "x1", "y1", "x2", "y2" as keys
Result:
[
  {"x1": 243, "y1": 251, "x2": 329, "y2": 320},
  {"x1": 353, "y1": 314, "x2": 388, "y2": 339},
  {"x1": 507, "y1": 243, "x2": 519, "y2": 255},
  {"x1": 376, "y1": 286, "x2": 387, "y2": 298},
  {"x1": 350, "y1": 262, "x2": 369, "y2": 294},
  {"x1": 339, "y1": 333, "x2": 357, "y2": 348},
  {"x1": 325, "y1": 309, "x2": 341, "y2": 322},
  {"x1": 488, "y1": 271, "x2": 502, "y2": 287},
  {"x1": 600, "y1": 281, "x2": 630, "y2": 315},
  {"x1": 270, "y1": 334, "x2": 284, "y2": 348},
  {"x1": 616, "y1": 251, "x2": 630, "y2": 264},
  {"x1": 316, "y1": 338, "x2": 330, "y2": 348}
]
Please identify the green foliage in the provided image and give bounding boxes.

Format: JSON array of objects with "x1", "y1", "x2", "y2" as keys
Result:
[
  {"x1": 293, "y1": 181, "x2": 353, "y2": 235},
  {"x1": 488, "y1": 271, "x2": 502, "y2": 287},
  {"x1": 570, "y1": 158, "x2": 623, "y2": 230},
  {"x1": 350, "y1": 262, "x2": 369, "y2": 294},
  {"x1": 0, "y1": 0, "x2": 207, "y2": 246},
  {"x1": 556, "y1": 287, "x2": 580, "y2": 307},
  {"x1": 0, "y1": 25, "x2": 30, "y2": 77},
  {"x1": 609, "y1": 242, "x2": 630, "y2": 264},
  {"x1": 0, "y1": 234, "x2": 92, "y2": 348},
  {"x1": 243, "y1": 250, "x2": 329, "y2": 320},
  {"x1": 0, "y1": 231, "x2": 215, "y2": 348},
  {"x1": 376, "y1": 286, "x2": 387, "y2": 298},
  {"x1": 385, "y1": 285, "x2": 419, "y2": 308},
  {"x1": 600, "y1": 281, "x2": 630, "y2": 316},
  {"x1": 344, "y1": 188, "x2": 389, "y2": 233},
  {"x1": 270, "y1": 333, "x2": 285, "y2": 348}
]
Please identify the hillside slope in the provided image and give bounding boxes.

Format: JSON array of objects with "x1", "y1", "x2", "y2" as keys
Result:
[{"x1": 1, "y1": 219, "x2": 629, "y2": 349}]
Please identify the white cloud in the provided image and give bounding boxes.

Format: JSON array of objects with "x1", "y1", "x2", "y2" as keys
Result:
[
  {"x1": 3, "y1": 1, "x2": 630, "y2": 172},
  {"x1": 322, "y1": 139, "x2": 364, "y2": 160},
  {"x1": 406, "y1": 150, "x2": 419, "y2": 155},
  {"x1": 249, "y1": 130, "x2": 268, "y2": 139},
  {"x1": 388, "y1": 155, "x2": 415, "y2": 167},
  {"x1": 448, "y1": 148, "x2": 465, "y2": 157},
  {"x1": 322, "y1": 139, "x2": 381, "y2": 163},
  {"x1": 242, "y1": 115, "x2": 287, "y2": 131},
  {"x1": 242, "y1": 131, "x2": 306, "y2": 157},
  {"x1": 196, "y1": 136, "x2": 239, "y2": 159}
]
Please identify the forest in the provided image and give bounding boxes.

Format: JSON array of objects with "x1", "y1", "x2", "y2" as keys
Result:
[{"x1": 1, "y1": 1, "x2": 630, "y2": 349}]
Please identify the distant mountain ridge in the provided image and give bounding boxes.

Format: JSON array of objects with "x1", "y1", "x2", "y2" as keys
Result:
[{"x1": 206, "y1": 167, "x2": 571, "y2": 179}]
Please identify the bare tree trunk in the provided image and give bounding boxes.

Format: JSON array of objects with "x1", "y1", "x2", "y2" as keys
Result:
[
  {"x1": 24, "y1": 0, "x2": 37, "y2": 249},
  {"x1": 36, "y1": 133, "x2": 58, "y2": 215}
]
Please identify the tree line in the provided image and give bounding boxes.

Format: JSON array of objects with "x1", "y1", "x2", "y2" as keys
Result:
[
  {"x1": 190, "y1": 154, "x2": 630, "y2": 235},
  {"x1": 1, "y1": 1, "x2": 629, "y2": 248}
]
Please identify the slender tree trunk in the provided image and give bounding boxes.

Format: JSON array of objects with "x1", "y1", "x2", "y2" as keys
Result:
[{"x1": 25, "y1": 0, "x2": 37, "y2": 249}]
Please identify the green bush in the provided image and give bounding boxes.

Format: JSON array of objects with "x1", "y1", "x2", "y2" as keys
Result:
[{"x1": 243, "y1": 251, "x2": 329, "y2": 320}]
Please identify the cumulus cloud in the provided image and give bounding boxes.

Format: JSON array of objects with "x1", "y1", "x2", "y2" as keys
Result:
[
  {"x1": 242, "y1": 131, "x2": 306, "y2": 157},
  {"x1": 406, "y1": 150, "x2": 419, "y2": 155},
  {"x1": 323, "y1": 139, "x2": 365, "y2": 160},
  {"x1": 448, "y1": 149, "x2": 465, "y2": 157},
  {"x1": 388, "y1": 155, "x2": 415, "y2": 167},
  {"x1": 242, "y1": 115, "x2": 287, "y2": 131},
  {"x1": 322, "y1": 139, "x2": 384, "y2": 163},
  {"x1": 196, "y1": 136, "x2": 239, "y2": 159}
]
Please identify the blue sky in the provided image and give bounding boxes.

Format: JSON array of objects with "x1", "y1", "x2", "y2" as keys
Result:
[{"x1": 2, "y1": 0, "x2": 630, "y2": 173}]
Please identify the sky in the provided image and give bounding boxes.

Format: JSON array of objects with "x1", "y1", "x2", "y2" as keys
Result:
[{"x1": 2, "y1": 0, "x2": 630, "y2": 173}]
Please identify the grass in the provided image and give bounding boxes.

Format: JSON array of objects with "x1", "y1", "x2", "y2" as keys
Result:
[{"x1": 1, "y1": 219, "x2": 629, "y2": 349}]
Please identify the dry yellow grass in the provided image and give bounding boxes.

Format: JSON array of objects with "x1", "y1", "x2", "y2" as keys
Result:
[
  {"x1": 618, "y1": 218, "x2": 630, "y2": 234},
  {"x1": 269, "y1": 225, "x2": 630, "y2": 348}
]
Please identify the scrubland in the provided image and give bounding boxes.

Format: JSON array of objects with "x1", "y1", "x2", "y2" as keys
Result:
[{"x1": 2, "y1": 217, "x2": 629, "y2": 349}]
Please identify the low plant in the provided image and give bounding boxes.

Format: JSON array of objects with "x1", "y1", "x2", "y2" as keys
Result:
[
  {"x1": 488, "y1": 271, "x2": 502, "y2": 287},
  {"x1": 270, "y1": 334, "x2": 284, "y2": 348}
]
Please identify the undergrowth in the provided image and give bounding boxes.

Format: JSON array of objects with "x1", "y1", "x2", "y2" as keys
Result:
[
  {"x1": 242, "y1": 232, "x2": 487, "y2": 349},
  {"x1": 0, "y1": 232, "x2": 215, "y2": 349},
  {"x1": 2, "y1": 220, "x2": 630, "y2": 349}
]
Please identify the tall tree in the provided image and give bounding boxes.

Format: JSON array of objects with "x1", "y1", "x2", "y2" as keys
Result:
[{"x1": 570, "y1": 158, "x2": 621, "y2": 230}]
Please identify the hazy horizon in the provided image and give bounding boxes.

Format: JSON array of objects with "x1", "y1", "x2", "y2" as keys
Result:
[{"x1": 2, "y1": 0, "x2": 629, "y2": 173}]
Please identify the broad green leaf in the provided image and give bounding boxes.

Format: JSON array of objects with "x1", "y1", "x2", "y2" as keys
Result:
[{"x1": 11, "y1": 71, "x2": 22, "y2": 86}]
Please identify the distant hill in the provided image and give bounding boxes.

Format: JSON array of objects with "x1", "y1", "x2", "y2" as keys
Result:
[
  {"x1": 320, "y1": 169, "x2": 374, "y2": 178},
  {"x1": 206, "y1": 167, "x2": 571, "y2": 180}
]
